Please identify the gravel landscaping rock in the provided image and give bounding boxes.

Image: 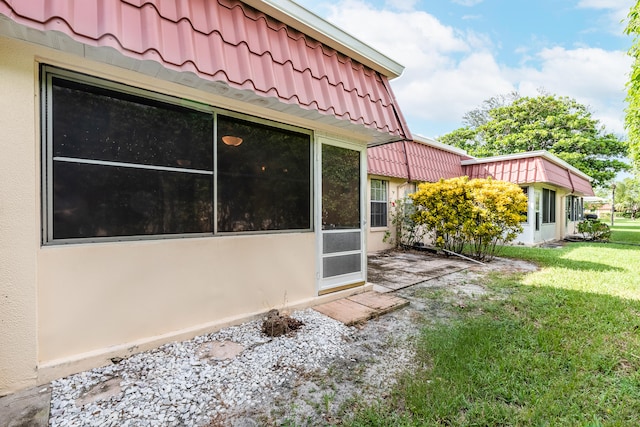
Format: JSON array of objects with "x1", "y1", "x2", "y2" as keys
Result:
[{"x1": 50, "y1": 309, "x2": 354, "y2": 427}]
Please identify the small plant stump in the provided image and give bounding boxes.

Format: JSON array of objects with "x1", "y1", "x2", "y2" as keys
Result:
[{"x1": 261, "y1": 309, "x2": 304, "y2": 337}]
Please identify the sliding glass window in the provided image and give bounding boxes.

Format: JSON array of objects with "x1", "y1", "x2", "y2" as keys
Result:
[{"x1": 42, "y1": 67, "x2": 311, "y2": 243}]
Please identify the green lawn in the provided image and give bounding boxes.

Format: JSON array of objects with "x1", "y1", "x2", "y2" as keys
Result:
[
  {"x1": 609, "y1": 218, "x2": 640, "y2": 245},
  {"x1": 345, "y1": 222, "x2": 640, "y2": 426}
]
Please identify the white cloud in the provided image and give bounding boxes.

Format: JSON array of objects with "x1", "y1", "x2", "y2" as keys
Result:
[
  {"x1": 451, "y1": 0, "x2": 484, "y2": 6},
  {"x1": 321, "y1": 0, "x2": 511, "y2": 134},
  {"x1": 577, "y1": 0, "x2": 635, "y2": 34},
  {"x1": 383, "y1": 0, "x2": 418, "y2": 12},
  {"x1": 513, "y1": 47, "x2": 632, "y2": 134},
  {"x1": 325, "y1": 0, "x2": 469, "y2": 67},
  {"x1": 393, "y1": 52, "x2": 514, "y2": 125}
]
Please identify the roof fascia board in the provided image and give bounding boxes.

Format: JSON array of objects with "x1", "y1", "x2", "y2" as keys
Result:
[
  {"x1": 461, "y1": 150, "x2": 592, "y2": 181},
  {"x1": 242, "y1": 0, "x2": 404, "y2": 78},
  {"x1": 413, "y1": 134, "x2": 468, "y2": 156}
]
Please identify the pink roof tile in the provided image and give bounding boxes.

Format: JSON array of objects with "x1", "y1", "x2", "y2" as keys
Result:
[
  {"x1": 0, "y1": 0, "x2": 409, "y2": 139},
  {"x1": 368, "y1": 142, "x2": 409, "y2": 179},
  {"x1": 463, "y1": 156, "x2": 594, "y2": 196},
  {"x1": 405, "y1": 142, "x2": 464, "y2": 182},
  {"x1": 367, "y1": 140, "x2": 465, "y2": 182}
]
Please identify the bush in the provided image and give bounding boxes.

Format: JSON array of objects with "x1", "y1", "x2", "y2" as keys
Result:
[
  {"x1": 410, "y1": 177, "x2": 527, "y2": 260},
  {"x1": 383, "y1": 197, "x2": 426, "y2": 248},
  {"x1": 577, "y1": 219, "x2": 611, "y2": 241}
]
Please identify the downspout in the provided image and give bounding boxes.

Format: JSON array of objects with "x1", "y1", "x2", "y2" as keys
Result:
[
  {"x1": 566, "y1": 169, "x2": 575, "y2": 193},
  {"x1": 566, "y1": 169, "x2": 576, "y2": 236},
  {"x1": 401, "y1": 139, "x2": 412, "y2": 182}
]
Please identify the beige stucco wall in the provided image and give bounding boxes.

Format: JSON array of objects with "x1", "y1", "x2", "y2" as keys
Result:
[
  {"x1": 37, "y1": 233, "x2": 316, "y2": 377},
  {"x1": 0, "y1": 36, "x2": 371, "y2": 394},
  {"x1": 367, "y1": 176, "x2": 411, "y2": 253},
  {"x1": 0, "y1": 36, "x2": 39, "y2": 395}
]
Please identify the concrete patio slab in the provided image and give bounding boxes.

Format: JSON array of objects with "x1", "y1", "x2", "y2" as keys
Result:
[
  {"x1": 0, "y1": 384, "x2": 51, "y2": 427},
  {"x1": 367, "y1": 250, "x2": 470, "y2": 291}
]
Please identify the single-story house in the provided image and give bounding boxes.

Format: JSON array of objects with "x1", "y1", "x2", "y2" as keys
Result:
[
  {"x1": 463, "y1": 151, "x2": 594, "y2": 243},
  {"x1": 366, "y1": 137, "x2": 595, "y2": 250},
  {"x1": 584, "y1": 197, "x2": 612, "y2": 219},
  {"x1": 0, "y1": 0, "x2": 411, "y2": 395},
  {"x1": 367, "y1": 135, "x2": 467, "y2": 252}
]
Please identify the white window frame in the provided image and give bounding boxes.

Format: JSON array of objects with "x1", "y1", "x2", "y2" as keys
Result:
[{"x1": 370, "y1": 179, "x2": 388, "y2": 228}]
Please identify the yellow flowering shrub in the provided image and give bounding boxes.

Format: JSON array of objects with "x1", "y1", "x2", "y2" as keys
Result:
[{"x1": 410, "y1": 177, "x2": 527, "y2": 260}]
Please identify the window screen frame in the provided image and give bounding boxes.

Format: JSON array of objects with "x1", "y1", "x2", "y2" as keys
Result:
[
  {"x1": 41, "y1": 65, "x2": 314, "y2": 245},
  {"x1": 370, "y1": 179, "x2": 388, "y2": 228},
  {"x1": 542, "y1": 188, "x2": 556, "y2": 224}
]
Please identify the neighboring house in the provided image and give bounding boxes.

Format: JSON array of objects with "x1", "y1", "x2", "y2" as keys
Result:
[
  {"x1": 584, "y1": 197, "x2": 612, "y2": 219},
  {"x1": 463, "y1": 151, "x2": 594, "y2": 244},
  {"x1": 367, "y1": 135, "x2": 466, "y2": 251},
  {"x1": 367, "y1": 138, "x2": 595, "y2": 251},
  {"x1": 0, "y1": 0, "x2": 411, "y2": 395}
]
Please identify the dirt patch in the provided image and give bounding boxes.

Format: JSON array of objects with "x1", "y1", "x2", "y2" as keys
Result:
[
  {"x1": 261, "y1": 309, "x2": 304, "y2": 337},
  {"x1": 221, "y1": 254, "x2": 537, "y2": 426}
]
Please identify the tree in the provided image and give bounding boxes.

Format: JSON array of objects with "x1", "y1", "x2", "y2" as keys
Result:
[
  {"x1": 614, "y1": 177, "x2": 640, "y2": 219},
  {"x1": 410, "y1": 177, "x2": 527, "y2": 261},
  {"x1": 439, "y1": 94, "x2": 629, "y2": 187},
  {"x1": 625, "y1": 1, "x2": 640, "y2": 170}
]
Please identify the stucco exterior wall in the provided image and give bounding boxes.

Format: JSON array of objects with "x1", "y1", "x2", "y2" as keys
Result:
[
  {"x1": 366, "y1": 176, "x2": 410, "y2": 253},
  {"x1": 515, "y1": 185, "x2": 573, "y2": 245},
  {"x1": 0, "y1": 36, "x2": 370, "y2": 394},
  {"x1": 0, "y1": 35, "x2": 39, "y2": 395}
]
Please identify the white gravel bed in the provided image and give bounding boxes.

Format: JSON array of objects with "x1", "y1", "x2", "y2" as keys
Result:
[{"x1": 49, "y1": 309, "x2": 355, "y2": 427}]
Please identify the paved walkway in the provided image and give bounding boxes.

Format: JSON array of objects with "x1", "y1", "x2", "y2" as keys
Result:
[
  {"x1": 367, "y1": 250, "x2": 471, "y2": 292},
  {"x1": 0, "y1": 250, "x2": 472, "y2": 427}
]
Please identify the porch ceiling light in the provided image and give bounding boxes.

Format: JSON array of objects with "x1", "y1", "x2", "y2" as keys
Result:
[{"x1": 222, "y1": 135, "x2": 243, "y2": 146}]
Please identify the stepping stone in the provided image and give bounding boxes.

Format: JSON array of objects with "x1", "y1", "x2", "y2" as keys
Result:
[
  {"x1": 314, "y1": 298, "x2": 376, "y2": 325},
  {"x1": 347, "y1": 292, "x2": 409, "y2": 314},
  {"x1": 314, "y1": 291, "x2": 409, "y2": 325}
]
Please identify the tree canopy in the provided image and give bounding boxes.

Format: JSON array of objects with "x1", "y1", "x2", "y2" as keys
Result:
[
  {"x1": 614, "y1": 177, "x2": 640, "y2": 219},
  {"x1": 625, "y1": 1, "x2": 640, "y2": 170},
  {"x1": 438, "y1": 94, "x2": 629, "y2": 188}
]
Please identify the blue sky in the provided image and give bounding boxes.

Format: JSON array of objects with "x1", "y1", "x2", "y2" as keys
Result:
[{"x1": 294, "y1": 0, "x2": 635, "y2": 139}]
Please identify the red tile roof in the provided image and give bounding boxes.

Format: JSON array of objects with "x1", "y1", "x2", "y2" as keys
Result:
[
  {"x1": 405, "y1": 140, "x2": 464, "y2": 182},
  {"x1": 368, "y1": 139, "x2": 465, "y2": 182},
  {"x1": 0, "y1": 0, "x2": 410, "y2": 141},
  {"x1": 462, "y1": 154, "x2": 594, "y2": 196},
  {"x1": 369, "y1": 142, "x2": 595, "y2": 197}
]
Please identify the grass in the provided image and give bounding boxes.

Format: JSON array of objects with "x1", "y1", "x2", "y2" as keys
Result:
[
  {"x1": 609, "y1": 218, "x2": 640, "y2": 245},
  {"x1": 344, "y1": 221, "x2": 640, "y2": 426}
]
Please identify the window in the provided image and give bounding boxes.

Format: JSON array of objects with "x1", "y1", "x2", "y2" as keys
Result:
[
  {"x1": 322, "y1": 145, "x2": 361, "y2": 230},
  {"x1": 566, "y1": 195, "x2": 583, "y2": 222},
  {"x1": 217, "y1": 115, "x2": 311, "y2": 232},
  {"x1": 542, "y1": 188, "x2": 556, "y2": 224},
  {"x1": 520, "y1": 186, "x2": 529, "y2": 222},
  {"x1": 370, "y1": 179, "x2": 388, "y2": 227},
  {"x1": 42, "y1": 66, "x2": 312, "y2": 243}
]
